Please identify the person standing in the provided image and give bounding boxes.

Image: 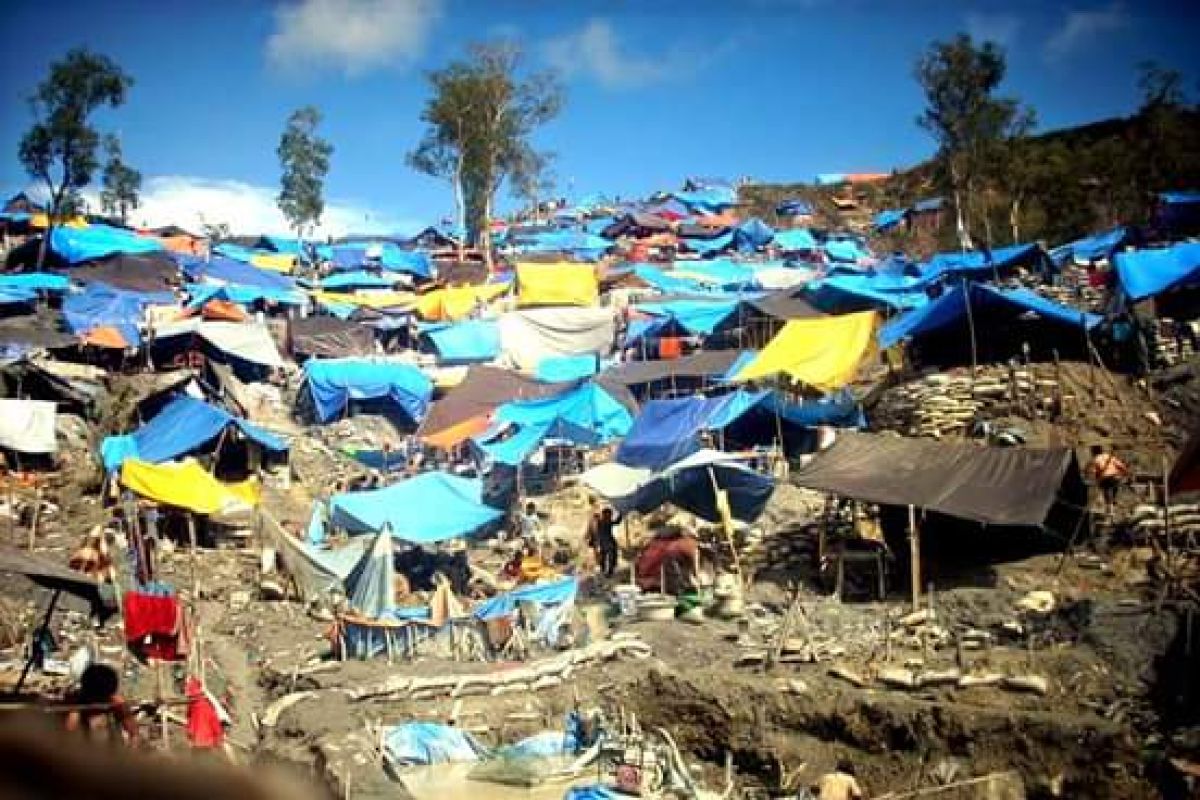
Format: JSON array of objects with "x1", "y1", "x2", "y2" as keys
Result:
[
  {"x1": 1090, "y1": 444, "x2": 1130, "y2": 514},
  {"x1": 590, "y1": 507, "x2": 621, "y2": 578}
]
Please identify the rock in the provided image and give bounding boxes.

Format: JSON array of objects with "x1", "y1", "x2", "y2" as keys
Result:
[
  {"x1": 259, "y1": 580, "x2": 286, "y2": 601},
  {"x1": 958, "y1": 673, "x2": 1004, "y2": 689},
  {"x1": 918, "y1": 668, "x2": 962, "y2": 687},
  {"x1": 878, "y1": 667, "x2": 917, "y2": 689},
  {"x1": 1003, "y1": 674, "x2": 1050, "y2": 695},
  {"x1": 829, "y1": 665, "x2": 867, "y2": 687}
]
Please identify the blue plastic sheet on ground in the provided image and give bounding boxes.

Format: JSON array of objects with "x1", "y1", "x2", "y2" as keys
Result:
[
  {"x1": 1114, "y1": 242, "x2": 1200, "y2": 301},
  {"x1": 63, "y1": 283, "x2": 174, "y2": 347},
  {"x1": 303, "y1": 358, "x2": 433, "y2": 423},
  {"x1": 383, "y1": 723, "x2": 486, "y2": 766},
  {"x1": 879, "y1": 282, "x2": 1101, "y2": 349},
  {"x1": 51, "y1": 224, "x2": 163, "y2": 264},
  {"x1": 100, "y1": 394, "x2": 288, "y2": 472},
  {"x1": 421, "y1": 319, "x2": 500, "y2": 364},
  {"x1": 330, "y1": 471, "x2": 502, "y2": 542}
]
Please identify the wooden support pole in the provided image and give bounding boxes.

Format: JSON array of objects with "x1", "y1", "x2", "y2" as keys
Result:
[
  {"x1": 908, "y1": 504, "x2": 921, "y2": 611},
  {"x1": 27, "y1": 486, "x2": 41, "y2": 552},
  {"x1": 186, "y1": 513, "x2": 199, "y2": 600},
  {"x1": 962, "y1": 279, "x2": 978, "y2": 380}
]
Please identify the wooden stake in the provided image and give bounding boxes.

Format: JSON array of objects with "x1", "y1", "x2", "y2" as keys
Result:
[
  {"x1": 908, "y1": 504, "x2": 921, "y2": 611},
  {"x1": 186, "y1": 514, "x2": 199, "y2": 600},
  {"x1": 157, "y1": 660, "x2": 170, "y2": 748},
  {"x1": 27, "y1": 486, "x2": 41, "y2": 552}
]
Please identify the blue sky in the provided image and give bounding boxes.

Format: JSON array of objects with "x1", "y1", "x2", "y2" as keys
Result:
[{"x1": 1, "y1": 0, "x2": 1197, "y2": 235}]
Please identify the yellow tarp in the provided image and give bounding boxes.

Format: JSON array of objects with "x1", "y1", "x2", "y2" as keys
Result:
[
  {"x1": 516, "y1": 262, "x2": 598, "y2": 308},
  {"x1": 734, "y1": 310, "x2": 878, "y2": 390},
  {"x1": 416, "y1": 283, "x2": 508, "y2": 321},
  {"x1": 312, "y1": 290, "x2": 415, "y2": 310},
  {"x1": 29, "y1": 214, "x2": 88, "y2": 229},
  {"x1": 250, "y1": 253, "x2": 296, "y2": 273},
  {"x1": 120, "y1": 459, "x2": 259, "y2": 516}
]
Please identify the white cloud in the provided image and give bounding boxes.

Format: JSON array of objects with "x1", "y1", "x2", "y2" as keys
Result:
[
  {"x1": 1044, "y1": 3, "x2": 1127, "y2": 62},
  {"x1": 266, "y1": 0, "x2": 442, "y2": 77},
  {"x1": 68, "y1": 175, "x2": 421, "y2": 238},
  {"x1": 965, "y1": 12, "x2": 1021, "y2": 48},
  {"x1": 543, "y1": 18, "x2": 728, "y2": 90}
]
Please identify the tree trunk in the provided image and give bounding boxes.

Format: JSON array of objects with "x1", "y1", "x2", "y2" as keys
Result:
[
  {"x1": 1009, "y1": 195, "x2": 1021, "y2": 244},
  {"x1": 453, "y1": 158, "x2": 465, "y2": 262},
  {"x1": 951, "y1": 161, "x2": 972, "y2": 252},
  {"x1": 480, "y1": 189, "x2": 494, "y2": 272}
]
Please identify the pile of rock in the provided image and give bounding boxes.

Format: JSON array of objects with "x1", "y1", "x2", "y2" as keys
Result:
[
  {"x1": 1130, "y1": 503, "x2": 1200, "y2": 543},
  {"x1": 1152, "y1": 318, "x2": 1199, "y2": 367}
]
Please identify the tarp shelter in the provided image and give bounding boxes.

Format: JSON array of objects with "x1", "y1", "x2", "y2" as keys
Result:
[
  {"x1": 65, "y1": 252, "x2": 180, "y2": 293},
  {"x1": 344, "y1": 531, "x2": 396, "y2": 618},
  {"x1": 878, "y1": 282, "x2": 1101, "y2": 359},
  {"x1": 0, "y1": 398, "x2": 56, "y2": 453},
  {"x1": 807, "y1": 273, "x2": 929, "y2": 313},
  {"x1": 0, "y1": 546, "x2": 110, "y2": 620},
  {"x1": 493, "y1": 381, "x2": 633, "y2": 442},
  {"x1": 320, "y1": 271, "x2": 404, "y2": 291},
  {"x1": 776, "y1": 199, "x2": 813, "y2": 217},
  {"x1": 583, "y1": 449, "x2": 776, "y2": 523},
  {"x1": 603, "y1": 349, "x2": 752, "y2": 388},
  {"x1": 421, "y1": 319, "x2": 500, "y2": 364},
  {"x1": 100, "y1": 394, "x2": 287, "y2": 472},
  {"x1": 774, "y1": 228, "x2": 818, "y2": 252},
  {"x1": 1049, "y1": 227, "x2": 1129, "y2": 266},
  {"x1": 791, "y1": 432, "x2": 1084, "y2": 528},
  {"x1": 734, "y1": 218, "x2": 775, "y2": 252},
  {"x1": 415, "y1": 283, "x2": 508, "y2": 322},
  {"x1": 119, "y1": 458, "x2": 259, "y2": 517},
  {"x1": 632, "y1": 298, "x2": 742, "y2": 340},
  {"x1": 874, "y1": 209, "x2": 907, "y2": 232},
  {"x1": 498, "y1": 307, "x2": 616, "y2": 372},
  {"x1": 330, "y1": 471, "x2": 502, "y2": 543},
  {"x1": 735, "y1": 311, "x2": 877, "y2": 390},
  {"x1": 288, "y1": 316, "x2": 376, "y2": 358},
  {"x1": 535, "y1": 353, "x2": 600, "y2": 382},
  {"x1": 747, "y1": 289, "x2": 824, "y2": 321},
  {"x1": 0, "y1": 273, "x2": 69, "y2": 294},
  {"x1": 671, "y1": 259, "x2": 758, "y2": 290},
  {"x1": 303, "y1": 357, "x2": 433, "y2": 423},
  {"x1": 64, "y1": 284, "x2": 175, "y2": 348},
  {"x1": 922, "y1": 243, "x2": 1045, "y2": 283},
  {"x1": 1113, "y1": 242, "x2": 1200, "y2": 301},
  {"x1": 50, "y1": 224, "x2": 163, "y2": 264},
  {"x1": 154, "y1": 319, "x2": 285, "y2": 368},
  {"x1": 680, "y1": 231, "x2": 734, "y2": 255},
  {"x1": 516, "y1": 262, "x2": 598, "y2": 308}
]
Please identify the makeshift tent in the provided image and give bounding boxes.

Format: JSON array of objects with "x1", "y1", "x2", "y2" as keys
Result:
[
  {"x1": 583, "y1": 449, "x2": 775, "y2": 522},
  {"x1": 673, "y1": 186, "x2": 736, "y2": 212},
  {"x1": 791, "y1": 432, "x2": 1084, "y2": 528},
  {"x1": 807, "y1": 273, "x2": 929, "y2": 313},
  {"x1": 0, "y1": 398, "x2": 56, "y2": 454},
  {"x1": 734, "y1": 218, "x2": 775, "y2": 252},
  {"x1": 510, "y1": 230, "x2": 611, "y2": 261},
  {"x1": 119, "y1": 459, "x2": 259, "y2": 517},
  {"x1": 753, "y1": 266, "x2": 816, "y2": 291},
  {"x1": 604, "y1": 349, "x2": 751, "y2": 387},
  {"x1": 344, "y1": 531, "x2": 396, "y2": 618},
  {"x1": 179, "y1": 255, "x2": 297, "y2": 293},
  {"x1": 631, "y1": 264, "x2": 709, "y2": 295},
  {"x1": 535, "y1": 353, "x2": 600, "y2": 382},
  {"x1": 877, "y1": 282, "x2": 1101, "y2": 360},
  {"x1": 680, "y1": 231, "x2": 734, "y2": 255},
  {"x1": 874, "y1": 209, "x2": 907, "y2": 231},
  {"x1": 0, "y1": 273, "x2": 69, "y2": 294},
  {"x1": 100, "y1": 394, "x2": 287, "y2": 472},
  {"x1": 498, "y1": 307, "x2": 616, "y2": 372},
  {"x1": 330, "y1": 471, "x2": 502, "y2": 542},
  {"x1": 922, "y1": 243, "x2": 1045, "y2": 283},
  {"x1": 735, "y1": 311, "x2": 877, "y2": 390},
  {"x1": 1049, "y1": 227, "x2": 1129, "y2": 266},
  {"x1": 747, "y1": 289, "x2": 824, "y2": 320},
  {"x1": 320, "y1": 271, "x2": 404, "y2": 291},
  {"x1": 0, "y1": 546, "x2": 111, "y2": 620},
  {"x1": 633, "y1": 298, "x2": 741, "y2": 340},
  {"x1": 774, "y1": 228, "x2": 818, "y2": 251},
  {"x1": 50, "y1": 224, "x2": 163, "y2": 264},
  {"x1": 671, "y1": 259, "x2": 757, "y2": 290},
  {"x1": 303, "y1": 358, "x2": 433, "y2": 423},
  {"x1": 415, "y1": 283, "x2": 508, "y2": 322},
  {"x1": 516, "y1": 262, "x2": 598, "y2": 308},
  {"x1": 63, "y1": 284, "x2": 175, "y2": 348},
  {"x1": 421, "y1": 319, "x2": 500, "y2": 364},
  {"x1": 153, "y1": 319, "x2": 285, "y2": 368},
  {"x1": 776, "y1": 199, "x2": 813, "y2": 217},
  {"x1": 66, "y1": 252, "x2": 180, "y2": 293},
  {"x1": 825, "y1": 237, "x2": 871, "y2": 263},
  {"x1": 1114, "y1": 242, "x2": 1200, "y2": 301},
  {"x1": 493, "y1": 382, "x2": 633, "y2": 442},
  {"x1": 288, "y1": 316, "x2": 376, "y2": 358}
]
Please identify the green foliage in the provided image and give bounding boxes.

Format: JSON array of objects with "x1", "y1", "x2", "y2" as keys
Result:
[
  {"x1": 100, "y1": 134, "x2": 141, "y2": 224},
  {"x1": 18, "y1": 47, "x2": 132, "y2": 235},
  {"x1": 277, "y1": 105, "x2": 333, "y2": 240},
  {"x1": 409, "y1": 42, "x2": 563, "y2": 252}
]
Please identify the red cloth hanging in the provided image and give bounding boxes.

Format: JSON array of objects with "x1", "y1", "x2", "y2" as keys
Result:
[
  {"x1": 658, "y1": 336, "x2": 683, "y2": 360},
  {"x1": 184, "y1": 677, "x2": 225, "y2": 749},
  {"x1": 122, "y1": 592, "x2": 189, "y2": 661}
]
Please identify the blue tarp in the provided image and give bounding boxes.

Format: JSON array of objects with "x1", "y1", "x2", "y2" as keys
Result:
[
  {"x1": 63, "y1": 283, "x2": 174, "y2": 347},
  {"x1": 1114, "y1": 242, "x2": 1200, "y2": 300},
  {"x1": 344, "y1": 531, "x2": 396, "y2": 618},
  {"x1": 213, "y1": 243, "x2": 264, "y2": 264},
  {"x1": 186, "y1": 282, "x2": 304, "y2": 308},
  {"x1": 1049, "y1": 227, "x2": 1129, "y2": 266},
  {"x1": 382, "y1": 723, "x2": 485, "y2": 767},
  {"x1": 879, "y1": 282, "x2": 1102, "y2": 349},
  {"x1": 319, "y1": 270, "x2": 402, "y2": 291},
  {"x1": 776, "y1": 199, "x2": 813, "y2": 217},
  {"x1": 825, "y1": 237, "x2": 872, "y2": 263},
  {"x1": 303, "y1": 358, "x2": 433, "y2": 423},
  {"x1": 178, "y1": 255, "x2": 297, "y2": 292},
  {"x1": 734, "y1": 218, "x2": 775, "y2": 252},
  {"x1": 565, "y1": 786, "x2": 621, "y2": 800},
  {"x1": 1161, "y1": 191, "x2": 1200, "y2": 206},
  {"x1": 681, "y1": 231, "x2": 734, "y2": 255},
  {"x1": 0, "y1": 273, "x2": 69, "y2": 293},
  {"x1": 325, "y1": 243, "x2": 432, "y2": 277},
  {"x1": 922, "y1": 243, "x2": 1044, "y2": 282},
  {"x1": 874, "y1": 209, "x2": 906, "y2": 231},
  {"x1": 816, "y1": 173, "x2": 847, "y2": 186},
  {"x1": 535, "y1": 353, "x2": 600, "y2": 382},
  {"x1": 632, "y1": 265, "x2": 708, "y2": 295},
  {"x1": 633, "y1": 453, "x2": 776, "y2": 522},
  {"x1": 635, "y1": 299, "x2": 742, "y2": 336},
  {"x1": 673, "y1": 259, "x2": 758, "y2": 290},
  {"x1": 261, "y1": 235, "x2": 303, "y2": 255},
  {"x1": 774, "y1": 228, "x2": 818, "y2": 251},
  {"x1": 513, "y1": 230, "x2": 612, "y2": 261},
  {"x1": 674, "y1": 186, "x2": 736, "y2": 212},
  {"x1": 472, "y1": 576, "x2": 577, "y2": 621},
  {"x1": 807, "y1": 273, "x2": 929, "y2": 313},
  {"x1": 50, "y1": 224, "x2": 163, "y2": 264},
  {"x1": 495, "y1": 382, "x2": 633, "y2": 442},
  {"x1": 617, "y1": 390, "x2": 769, "y2": 470},
  {"x1": 330, "y1": 471, "x2": 502, "y2": 542},
  {"x1": 421, "y1": 320, "x2": 500, "y2": 364},
  {"x1": 100, "y1": 394, "x2": 288, "y2": 472},
  {"x1": 0, "y1": 287, "x2": 35, "y2": 306}
]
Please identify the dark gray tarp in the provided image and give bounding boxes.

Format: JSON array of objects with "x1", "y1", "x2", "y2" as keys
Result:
[
  {"x1": 289, "y1": 316, "x2": 376, "y2": 358},
  {"x1": 418, "y1": 365, "x2": 636, "y2": 439},
  {"x1": 0, "y1": 546, "x2": 111, "y2": 619},
  {"x1": 435, "y1": 260, "x2": 489, "y2": 286},
  {"x1": 791, "y1": 432, "x2": 1082, "y2": 527},
  {"x1": 0, "y1": 310, "x2": 77, "y2": 351},
  {"x1": 603, "y1": 349, "x2": 746, "y2": 386},
  {"x1": 63, "y1": 252, "x2": 179, "y2": 293},
  {"x1": 747, "y1": 290, "x2": 825, "y2": 320}
]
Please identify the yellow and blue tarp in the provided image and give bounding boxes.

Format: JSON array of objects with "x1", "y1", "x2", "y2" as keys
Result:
[
  {"x1": 416, "y1": 283, "x2": 508, "y2": 321},
  {"x1": 735, "y1": 310, "x2": 877, "y2": 390},
  {"x1": 119, "y1": 458, "x2": 259, "y2": 516}
]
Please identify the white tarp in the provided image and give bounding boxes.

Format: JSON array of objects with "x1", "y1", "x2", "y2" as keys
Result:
[
  {"x1": 0, "y1": 398, "x2": 57, "y2": 453},
  {"x1": 155, "y1": 320, "x2": 284, "y2": 368},
  {"x1": 497, "y1": 307, "x2": 615, "y2": 371},
  {"x1": 579, "y1": 449, "x2": 749, "y2": 501},
  {"x1": 755, "y1": 266, "x2": 815, "y2": 290}
]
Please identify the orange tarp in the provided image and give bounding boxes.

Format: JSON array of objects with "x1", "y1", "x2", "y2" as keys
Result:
[
  {"x1": 421, "y1": 415, "x2": 491, "y2": 449},
  {"x1": 201, "y1": 300, "x2": 247, "y2": 322},
  {"x1": 80, "y1": 326, "x2": 130, "y2": 349}
]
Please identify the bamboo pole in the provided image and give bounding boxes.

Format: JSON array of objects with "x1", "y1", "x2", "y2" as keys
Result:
[
  {"x1": 187, "y1": 514, "x2": 199, "y2": 600},
  {"x1": 962, "y1": 279, "x2": 978, "y2": 380},
  {"x1": 908, "y1": 504, "x2": 921, "y2": 611},
  {"x1": 707, "y1": 466, "x2": 744, "y2": 589}
]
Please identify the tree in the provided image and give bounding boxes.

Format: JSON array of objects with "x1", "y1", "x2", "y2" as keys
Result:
[
  {"x1": 409, "y1": 42, "x2": 563, "y2": 263},
  {"x1": 512, "y1": 149, "x2": 555, "y2": 223},
  {"x1": 18, "y1": 48, "x2": 132, "y2": 265},
  {"x1": 915, "y1": 34, "x2": 1020, "y2": 250},
  {"x1": 277, "y1": 106, "x2": 333, "y2": 250},
  {"x1": 100, "y1": 134, "x2": 141, "y2": 224}
]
